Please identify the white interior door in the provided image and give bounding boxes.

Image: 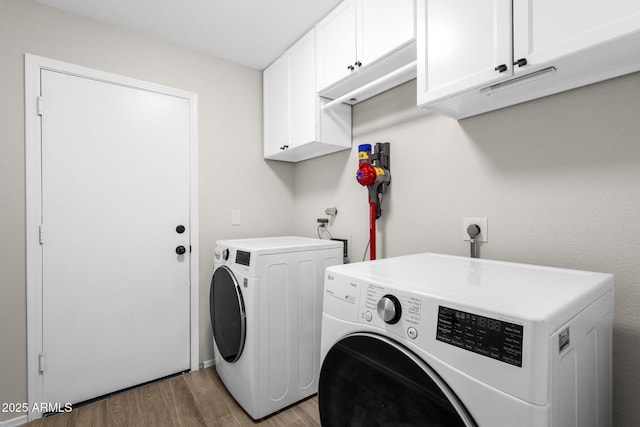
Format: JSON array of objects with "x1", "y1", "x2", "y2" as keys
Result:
[{"x1": 40, "y1": 69, "x2": 191, "y2": 405}]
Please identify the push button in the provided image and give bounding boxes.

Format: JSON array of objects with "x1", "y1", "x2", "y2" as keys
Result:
[{"x1": 407, "y1": 327, "x2": 418, "y2": 339}]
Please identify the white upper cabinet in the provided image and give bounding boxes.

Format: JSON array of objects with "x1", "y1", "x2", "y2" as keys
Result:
[
  {"x1": 288, "y1": 31, "x2": 317, "y2": 147},
  {"x1": 417, "y1": 0, "x2": 640, "y2": 119},
  {"x1": 357, "y1": 0, "x2": 416, "y2": 67},
  {"x1": 316, "y1": 0, "x2": 358, "y2": 91},
  {"x1": 263, "y1": 29, "x2": 351, "y2": 162},
  {"x1": 513, "y1": 0, "x2": 640, "y2": 71},
  {"x1": 417, "y1": 0, "x2": 512, "y2": 104},
  {"x1": 264, "y1": 54, "x2": 289, "y2": 155},
  {"x1": 317, "y1": 0, "x2": 416, "y2": 103}
]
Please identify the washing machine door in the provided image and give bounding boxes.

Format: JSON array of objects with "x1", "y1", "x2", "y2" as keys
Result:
[
  {"x1": 319, "y1": 333, "x2": 477, "y2": 427},
  {"x1": 210, "y1": 265, "x2": 246, "y2": 363}
]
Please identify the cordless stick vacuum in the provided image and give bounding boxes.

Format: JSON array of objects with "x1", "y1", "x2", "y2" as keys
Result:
[{"x1": 356, "y1": 143, "x2": 391, "y2": 261}]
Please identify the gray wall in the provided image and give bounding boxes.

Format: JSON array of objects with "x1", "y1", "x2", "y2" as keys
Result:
[
  {"x1": 0, "y1": 0, "x2": 294, "y2": 421},
  {"x1": 293, "y1": 78, "x2": 640, "y2": 425},
  {"x1": 2, "y1": 0, "x2": 640, "y2": 425}
]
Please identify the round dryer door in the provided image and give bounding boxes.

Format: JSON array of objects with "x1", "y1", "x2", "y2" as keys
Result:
[
  {"x1": 318, "y1": 333, "x2": 477, "y2": 427},
  {"x1": 210, "y1": 266, "x2": 246, "y2": 363}
]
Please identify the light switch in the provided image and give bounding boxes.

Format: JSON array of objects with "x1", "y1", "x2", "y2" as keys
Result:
[{"x1": 231, "y1": 210, "x2": 241, "y2": 226}]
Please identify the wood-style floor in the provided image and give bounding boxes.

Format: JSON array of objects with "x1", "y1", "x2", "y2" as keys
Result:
[{"x1": 26, "y1": 368, "x2": 321, "y2": 427}]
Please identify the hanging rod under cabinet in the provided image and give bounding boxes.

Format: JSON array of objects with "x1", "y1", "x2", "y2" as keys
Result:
[{"x1": 321, "y1": 61, "x2": 417, "y2": 111}]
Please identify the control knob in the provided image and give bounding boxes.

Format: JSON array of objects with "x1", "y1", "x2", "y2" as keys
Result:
[
  {"x1": 222, "y1": 248, "x2": 230, "y2": 261},
  {"x1": 377, "y1": 294, "x2": 402, "y2": 324}
]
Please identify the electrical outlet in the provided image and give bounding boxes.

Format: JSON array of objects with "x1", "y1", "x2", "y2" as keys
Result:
[{"x1": 462, "y1": 218, "x2": 488, "y2": 242}]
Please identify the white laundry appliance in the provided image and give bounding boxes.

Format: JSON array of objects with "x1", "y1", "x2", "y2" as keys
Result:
[
  {"x1": 210, "y1": 236, "x2": 343, "y2": 420},
  {"x1": 319, "y1": 253, "x2": 613, "y2": 427}
]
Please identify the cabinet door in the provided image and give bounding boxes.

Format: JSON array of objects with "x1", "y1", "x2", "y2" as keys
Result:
[
  {"x1": 263, "y1": 55, "x2": 289, "y2": 157},
  {"x1": 417, "y1": 0, "x2": 511, "y2": 105},
  {"x1": 514, "y1": 0, "x2": 640, "y2": 73},
  {"x1": 316, "y1": 0, "x2": 357, "y2": 91},
  {"x1": 357, "y1": 0, "x2": 415, "y2": 67},
  {"x1": 289, "y1": 30, "x2": 317, "y2": 147}
]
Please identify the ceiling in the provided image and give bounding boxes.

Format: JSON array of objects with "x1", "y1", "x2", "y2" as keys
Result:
[{"x1": 36, "y1": 0, "x2": 343, "y2": 70}]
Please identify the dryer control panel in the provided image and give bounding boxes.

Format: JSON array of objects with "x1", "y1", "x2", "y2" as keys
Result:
[
  {"x1": 365, "y1": 285, "x2": 422, "y2": 325},
  {"x1": 360, "y1": 284, "x2": 423, "y2": 341},
  {"x1": 436, "y1": 306, "x2": 524, "y2": 367}
]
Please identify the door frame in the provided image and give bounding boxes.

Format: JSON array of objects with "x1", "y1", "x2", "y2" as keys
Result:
[{"x1": 24, "y1": 54, "x2": 199, "y2": 420}]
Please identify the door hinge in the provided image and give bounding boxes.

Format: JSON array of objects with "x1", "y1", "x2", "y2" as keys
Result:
[
  {"x1": 39, "y1": 353, "x2": 46, "y2": 373},
  {"x1": 37, "y1": 96, "x2": 44, "y2": 116},
  {"x1": 39, "y1": 224, "x2": 44, "y2": 244}
]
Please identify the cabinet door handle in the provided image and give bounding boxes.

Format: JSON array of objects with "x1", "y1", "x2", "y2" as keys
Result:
[
  {"x1": 355, "y1": 61, "x2": 362, "y2": 68},
  {"x1": 280, "y1": 145, "x2": 289, "y2": 150},
  {"x1": 494, "y1": 64, "x2": 508, "y2": 73},
  {"x1": 514, "y1": 58, "x2": 528, "y2": 67},
  {"x1": 347, "y1": 65, "x2": 355, "y2": 71}
]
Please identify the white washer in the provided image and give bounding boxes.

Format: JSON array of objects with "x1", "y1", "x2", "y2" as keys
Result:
[
  {"x1": 319, "y1": 253, "x2": 613, "y2": 427},
  {"x1": 210, "y1": 236, "x2": 343, "y2": 420}
]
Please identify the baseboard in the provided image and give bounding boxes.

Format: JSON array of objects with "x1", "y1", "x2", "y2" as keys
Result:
[
  {"x1": 201, "y1": 358, "x2": 216, "y2": 369},
  {"x1": 0, "y1": 415, "x2": 28, "y2": 427}
]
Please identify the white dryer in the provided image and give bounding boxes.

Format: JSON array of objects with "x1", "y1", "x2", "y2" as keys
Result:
[
  {"x1": 210, "y1": 236, "x2": 343, "y2": 420},
  {"x1": 319, "y1": 253, "x2": 613, "y2": 427}
]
